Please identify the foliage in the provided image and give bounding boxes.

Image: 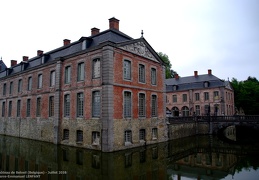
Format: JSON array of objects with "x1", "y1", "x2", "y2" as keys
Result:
[
  {"x1": 158, "y1": 52, "x2": 178, "y2": 79},
  {"x1": 231, "y1": 76, "x2": 259, "y2": 115}
]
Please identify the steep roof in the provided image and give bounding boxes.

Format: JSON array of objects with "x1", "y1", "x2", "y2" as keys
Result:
[
  {"x1": 166, "y1": 73, "x2": 228, "y2": 92},
  {"x1": 0, "y1": 19, "x2": 162, "y2": 79}
]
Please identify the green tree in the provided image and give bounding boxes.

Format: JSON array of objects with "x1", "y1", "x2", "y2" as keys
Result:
[
  {"x1": 231, "y1": 77, "x2": 259, "y2": 115},
  {"x1": 158, "y1": 52, "x2": 178, "y2": 79}
]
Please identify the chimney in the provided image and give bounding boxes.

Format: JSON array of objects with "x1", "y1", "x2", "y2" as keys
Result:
[
  {"x1": 23, "y1": 56, "x2": 29, "y2": 61},
  {"x1": 63, "y1": 39, "x2": 71, "y2": 46},
  {"x1": 11, "y1": 60, "x2": 17, "y2": 67},
  {"x1": 208, "y1": 69, "x2": 212, "y2": 75},
  {"x1": 175, "y1": 73, "x2": 179, "y2": 79},
  {"x1": 194, "y1": 71, "x2": 198, "y2": 77},
  {"x1": 109, "y1": 17, "x2": 119, "y2": 30},
  {"x1": 37, "y1": 50, "x2": 43, "y2": 56},
  {"x1": 91, "y1": 27, "x2": 100, "y2": 36}
]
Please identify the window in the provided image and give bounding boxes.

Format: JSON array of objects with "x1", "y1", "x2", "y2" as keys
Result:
[
  {"x1": 182, "y1": 106, "x2": 189, "y2": 116},
  {"x1": 204, "y1": 81, "x2": 209, "y2": 88},
  {"x1": 3, "y1": 83, "x2": 6, "y2": 95},
  {"x1": 64, "y1": 94, "x2": 70, "y2": 117},
  {"x1": 183, "y1": 94, "x2": 187, "y2": 102},
  {"x1": 205, "y1": 105, "x2": 210, "y2": 115},
  {"x1": 36, "y1": 98, "x2": 41, "y2": 117},
  {"x1": 65, "y1": 66, "x2": 71, "y2": 84},
  {"x1": 139, "y1": 150, "x2": 146, "y2": 163},
  {"x1": 125, "y1": 153, "x2": 132, "y2": 168},
  {"x1": 124, "y1": 91, "x2": 131, "y2": 118},
  {"x1": 92, "y1": 91, "x2": 100, "y2": 117},
  {"x1": 214, "y1": 91, "x2": 219, "y2": 100},
  {"x1": 152, "y1": 128, "x2": 158, "y2": 140},
  {"x1": 123, "y1": 60, "x2": 131, "y2": 80},
  {"x1": 139, "y1": 93, "x2": 146, "y2": 117},
  {"x1": 18, "y1": 79, "x2": 22, "y2": 92},
  {"x1": 17, "y1": 100, "x2": 21, "y2": 117},
  {"x1": 151, "y1": 68, "x2": 157, "y2": 85},
  {"x1": 204, "y1": 92, "x2": 209, "y2": 101},
  {"x1": 26, "y1": 99, "x2": 31, "y2": 117},
  {"x1": 92, "y1": 131, "x2": 100, "y2": 145},
  {"x1": 77, "y1": 93, "x2": 84, "y2": 117},
  {"x1": 63, "y1": 129, "x2": 69, "y2": 140},
  {"x1": 76, "y1": 150, "x2": 83, "y2": 165},
  {"x1": 49, "y1": 96, "x2": 54, "y2": 117},
  {"x1": 28, "y1": 77, "x2": 32, "y2": 90},
  {"x1": 152, "y1": 147, "x2": 158, "y2": 159},
  {"x1": 139, "y1": 64, "x2": 145, "y2": 83},
  {"x1": 93, "y1": 58, "x2": 100, "y2": 78},
  {"x1": 151, "y1": 95, "x2": 157, "y2": 117},
  {"x1": 2, "y1": 102, "x2": 5, "y2": 117},
  {"x1": 38, "y1": 74, "x2": 42, "y2": 89},
  {"x1": 195, "y1": 93, "x2": 200, "y2": 101},
  {"x1": 139, "y1": 129, "x2": 146, "y2": 141},
  {"x1": 50, "y1": 71, "x2": 55, "y2": 86},
  {"x1": 9, "y1": 82, "x2": 13, "y2": 95},
  {"x1": 173, "y1": 95, "x2": 177, "y2": 102},
  {"x1": 76, "y1": 130, "x2": 83, "y2": 142},
  {"x1": 195, "y1": 105, "x2": 200, "y2": 115},
  {"x1": 8, "y1": 101, "x2": 12, "y2": 117},
  {"x1": 124, "y1": 130, "x2": 132, "y2": 144},
  {"x1": 77, "y1": 62, "x2": 84, "y2": 81}
]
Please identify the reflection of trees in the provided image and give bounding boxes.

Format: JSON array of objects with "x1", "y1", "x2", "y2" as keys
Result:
[{"x1": 235, "y1": 155, "x2": 259, "y2": 172}]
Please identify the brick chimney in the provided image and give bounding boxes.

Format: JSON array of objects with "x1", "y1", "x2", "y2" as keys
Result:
[
  {"x1": 208, "y1": 69, "x2": 212, "y2": 75},
  {"x1": 63, "y1": 39, "x2": 71, "y2": 46},
  {"x1": 11, "y1": 60, "x2": 17, "y2": 67},
  {"x1": 194, "y1": 71, "x2": 198, "y2": 77},
  {"x1": 37, "y1": 50, "x2": 43, "y2": 56},
  {"x1": 175, "y1": 73, "x2": 179, "y2": 79},
  {"x1": 91, "y1": 27, "x2": 100, "y2": 36},
  {"x1": 23, "y1": 56, "x2": 29, "y2": 61},
  {"x1": 109, "y1": 17, "x2": 119, "y2": 30}
]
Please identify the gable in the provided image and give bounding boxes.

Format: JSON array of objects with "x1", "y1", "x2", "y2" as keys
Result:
[{"x1": 118, "y1": 39, "x2": 159, "y2": 63}]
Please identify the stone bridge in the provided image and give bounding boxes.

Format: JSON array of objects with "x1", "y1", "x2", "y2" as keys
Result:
[{"x1": 167, "y1": 115, "x2": 259, "y2": 140}]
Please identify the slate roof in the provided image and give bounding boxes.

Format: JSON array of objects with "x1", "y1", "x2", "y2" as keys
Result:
[
  {"x1": 0, "y1": 27, "x2": 144, "y2": 79},
  {"x1": 0, "y1": 60, "x2": 7, "y2": 71},
  {"x1": 165, "y1": 74, "x2": 230, "y2": 92}
]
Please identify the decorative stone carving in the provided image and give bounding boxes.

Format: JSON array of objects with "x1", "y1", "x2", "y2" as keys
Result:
[{"x1": 119, "y1": 41, "x2": 158, "y2": 62}]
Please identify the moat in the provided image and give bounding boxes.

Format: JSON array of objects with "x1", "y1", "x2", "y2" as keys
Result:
[{"x1": 0, "y1": 135, "x2": 259, "y2": 180}]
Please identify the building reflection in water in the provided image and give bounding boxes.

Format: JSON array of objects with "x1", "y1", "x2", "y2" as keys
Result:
[{"x1": 0, "y1": 135, "x2": 258, "y2": 179}]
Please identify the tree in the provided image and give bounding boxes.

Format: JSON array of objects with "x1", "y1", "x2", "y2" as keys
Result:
[
  {"x1": 158, "y1": 52, "x2": 178, "y2": 79},
  {"x1": 231, "y1": 77, "x2": 259, "y2": 115}
]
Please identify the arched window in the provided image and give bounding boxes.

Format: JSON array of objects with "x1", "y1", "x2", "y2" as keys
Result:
[
  {"x1": 171, "y1": 107, "x2": 179, "y2": 117},
  {"x1": 182, "y1": 106, "x2": 189, "y2": 117}
]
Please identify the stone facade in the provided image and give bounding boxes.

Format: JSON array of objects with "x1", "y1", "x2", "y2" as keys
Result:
[{"x1": 0, "y1": 18, "x2": 167, "y2": 152}]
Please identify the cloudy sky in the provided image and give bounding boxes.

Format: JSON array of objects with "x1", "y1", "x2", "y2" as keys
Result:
[{"x1": 0, "y1": 0, "x2": 258, "y2": 81}]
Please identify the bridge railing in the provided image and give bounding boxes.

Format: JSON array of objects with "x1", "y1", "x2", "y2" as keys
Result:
[{"x1": 168, "y1": 115, "x2": 259, "y2": 124}]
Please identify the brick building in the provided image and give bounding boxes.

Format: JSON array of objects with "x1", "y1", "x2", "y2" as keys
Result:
[
  {"x1": 166, "y1": 69, "x2": 235, "y2": 117},
  {"x1": 0, "y1": 18, "x2": 167, "y2": 152}
]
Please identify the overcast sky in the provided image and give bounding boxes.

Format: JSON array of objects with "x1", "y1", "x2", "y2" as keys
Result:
[{"x1": 1, "y1": 0, "x2": 258, "y2": 81}]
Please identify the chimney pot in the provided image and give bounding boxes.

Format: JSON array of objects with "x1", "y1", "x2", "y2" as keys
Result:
[
  {"x1": 23, "y1": 56, "x2": 29, "y2": 61},
  {"x1": 11, "y1": 60, "x2": 17, "y2": 67},
  {"x1": 37, "y1": 50, "x2": 43, "y2": 56},
  {"x1": 208, "y1": 69, "x2": 212, "y2": 75},
  {"x1": 91, "y1": 27, "x2": 100, "y2": 36},
  {"x1": 175, "y1": 73, "x2": 179, "y2": 79},
  {"x1": 109, "y1": 17, "x2": 119, "y2": 30},
  {"x1": 194, "y1": 71, "x2": 198, "y2": 77},
  {"x1": 63, "y1": 39, "x2": 71, "y2": 46}
]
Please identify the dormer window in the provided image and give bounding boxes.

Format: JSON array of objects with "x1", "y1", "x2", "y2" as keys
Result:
[
  {"x1": 204, "y1": 81, "x2": 209, "y2": 88},
  {"x1": 173, "y1": 85, "x2": 178, "y2": 91},
  {"x1": 41, "y1": 56, "x2": 45, "y2": 64}
]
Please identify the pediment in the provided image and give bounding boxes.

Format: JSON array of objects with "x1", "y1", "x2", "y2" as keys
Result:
[{"x1": 119, "y1": 41, "x2": 158, "y2": 62}]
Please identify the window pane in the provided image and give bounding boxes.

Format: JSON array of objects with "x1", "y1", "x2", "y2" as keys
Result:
[
  {"x1": 17, "y1": 100, "x2": 21, "y2": 117},
  {"x1": 50, "y1": 71, "x2": 55, "y2": 86},
  {"x1": 8, "y1": 101, "x2": 12, "y2": 117},
  {"x1": 27, "y1": 99, "x2": 31, "y2": 117},
  {"x1": 151, "y1": 68, "x2": 156, "y2": 85},
  {"x1": 92, "y1": 91, "x2": 100, "y2": 117},
  {"x1": 151, "y1": 95, "x2": 157, "y2": 117},
  {"x1": 49, "y1": 96, "x2": 54, "y2": 117},
  {"x1": 123, "y1": 60, "x2": 131, "y2": 80},
  {"x1": 124, "y1": 92, "x2": 131, "y2": 117},
  {"x1": 36, "y1": 98, "x2": 41, "y2": 117},
  {"x1": 139, "y1": 93, "x2": 145, "y2": 117},
  {"x1": 93, "y1": 59, "x2": 100, "y2": 78},
  {"x1": 18, "y1": 80, "x2": 22, "y2": 92},
  {"x1": 65, "y1": 66, "x2": 71, "y2": 84},
  {"x1": 77, "y1": 93, "x2": 84, "y2": 117},
  {"x1": 78, "y1": 62, "x2": 84, "y2": 81},
  {"x1": 64, "y1": 94, "x2": 70, "y2": 117},
  {"x1": 139, "y1": 64, "x2": 145, "y2": 83},
  {"x1": 38, "y1": 74, "x2": 42, "y2": 88}
]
